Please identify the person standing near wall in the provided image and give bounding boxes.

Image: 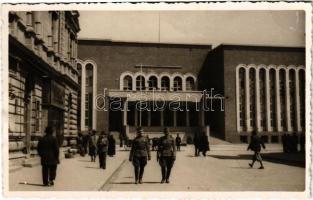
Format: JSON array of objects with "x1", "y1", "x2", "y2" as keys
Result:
[
  {"x1": 108, "y1": 134, "x2": 116, "y2": 157},
  {"x1": 175, "y1": 133, "x2": 181, "y2": 151},
  {"x1": 88, "y1": 130, "x2": 97, "y2": 162},
  {"x1": 37, "y1": 127, "x2": 60, "y2": 186}
]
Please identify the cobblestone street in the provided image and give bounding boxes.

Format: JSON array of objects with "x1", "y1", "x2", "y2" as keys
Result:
[{"x1": 9, "y1": 145, "x2": 305, "y2": 192}]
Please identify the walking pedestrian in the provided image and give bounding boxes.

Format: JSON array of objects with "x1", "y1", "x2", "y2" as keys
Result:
[
  {"x1": 157, "y1": 128, "x2": 176, "y2": 184},
  {"x1": 129, "y1": 127, "x2": 151, "y2": 184},
  {"x1": 193, "y1": 132, "x2": 200, "y2": 157},
  {"x1": 82, "y1": 131, "x2": 90, "y2": 156},
  {"x1": 199, "y1": 132, "x2": 209, "y2": 156},
  {"x1": 97, "y1": 131, "x2": 108, "y2": 169},
  {"x1": 37, "y1": 127, "x2": 60, "y2": 186},
  {"x1": 88, "y1": 130, "x2": 97, "y2": 162},
  {"x1": 247, "y1": 131, "x2": 266, "y2": 169},
  {"x1": 77, "y1": 132, "x2": 84, "y2": 156},
  {"x1": 175, "y1": 133, "x2": 181, "y2": 151},
  {"x1": 108, "y1": 134, "x2": 116, "y2": 157}
]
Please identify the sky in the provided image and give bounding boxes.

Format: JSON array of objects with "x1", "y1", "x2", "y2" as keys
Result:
[{"x1": 78, "y1": 10, "x2": 305, "y2": 48}]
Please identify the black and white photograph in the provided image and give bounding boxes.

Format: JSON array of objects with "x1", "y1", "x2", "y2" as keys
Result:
[{"x1": 1, "y1": 1, "x2": 312, "y2": 199}]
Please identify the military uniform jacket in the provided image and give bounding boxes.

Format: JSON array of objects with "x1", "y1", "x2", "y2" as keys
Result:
[
  {"x1": 158, "y1": 135, "x2": 176, "y2": 157},
  {"x1": 129, "y1": 136, "x2": 151, "y2": 160}
]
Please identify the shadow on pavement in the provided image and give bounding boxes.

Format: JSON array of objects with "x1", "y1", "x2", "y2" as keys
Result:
[
  {"x1": 85, "y1": 166, "x2": 101, "y2": 169},
  {"x1": 78, "y1": 160, "x2": 91, "y2": 162},
  {"x1": 208, "y1": 153, "x2": 305, "y2": 168},
  {"x1": 19, "y1": 182, "x2": 45, "y2": 187},
  {"x1": 112, "y1": 181, "x2": 160, "y2": 184}
]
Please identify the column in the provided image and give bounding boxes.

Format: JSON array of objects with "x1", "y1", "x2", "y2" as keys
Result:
[
  {"x1": 173, "y1": 111, "x2": 177, "y2": 127},
  {"x1": 245, "y1": 68, "x2": 251, "y2": 131},
  {"x1": 285, "y1": 70, "x2": 291, "y2": 131},
  {"x1": 134, "y1": 108, "x2": 138, "y2": 127},
  {"x1": 123, "y1": 100, "x2": 128, "y2": 126},
  {"x1": 255, "y1": 69, "x2": 261, "y2": 132},
  {"x1": 160, "y1": 110, "x2": 164, "y2": 126},
  {"x1": 265, "y1": 69, "x2": 271, "y2": 131},
  {"x1": 295, "y1": 70, "x2": 301, "y2": 132},
  {"x1": 148, "y1": 110, "x2": 151, "y2": 126},
  {"x1": 186, "y1": 109, "x2": 190, "y2": 127},
  {"x1": 275, "y1": 69, "x2": 282, "y2": 132}
]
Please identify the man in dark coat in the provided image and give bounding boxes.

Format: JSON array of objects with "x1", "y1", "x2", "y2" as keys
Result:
[
  {"x1": 193, "y1": 132, "x2": 200, "y2": 157},
  {"x1": 175, "y1": 134, "x2": 182, "y2": 151},
  {"x1": 157, "y1": 128, "x2": 176, "y2": 183},
  {"x1": 97, "y1": 131, "x2": 108, "y2": 169},
  {"x1": 82, "y1": 132, "x2": 90, "y2": 156},
  {"x1": 37, "y1": 127, "x2": 60, "y2": 186},
  {"x1": 199, "y1": 132, "x2": 209, "y2": 156},
  {"x1": 247, "y1": 131, "x2": 266, "y2": 169},
  {"x1": 108, "y1": 134, "x2": 116, "y2": 157},
  {"x1": 77, "y1": 132, "x2": 84, "y2": 156},
  {"x1": 129, "y1": 127, "x2": 151, "y2": 184}
]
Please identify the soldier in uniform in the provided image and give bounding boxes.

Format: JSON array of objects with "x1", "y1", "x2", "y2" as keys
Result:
[
  {"x1": 129, "y1": 127, "x2": 151, "y2": 184},
  {"x1": 97, "y1": 131, "x2": 108, "y2": 169},
  {"x1": 157, "y1": 128, "x2": 176, "y2": 183}
]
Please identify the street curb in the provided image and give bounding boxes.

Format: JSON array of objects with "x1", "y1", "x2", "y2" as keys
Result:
[{"x1": 98, "y1": 159, "x2": 127, "y2": 191}]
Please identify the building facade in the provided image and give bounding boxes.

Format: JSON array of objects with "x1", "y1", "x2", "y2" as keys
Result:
[
  {"x1": 8, "y1": 11, "x2": 80, "y2": 158},
  {"x1": 199, "y1": 45, "x2": 305, "y2": 143},
  {"x1": 78, "y1": 40, "x2": 305, "y2": 143},
  {"x1": 78, "y1": 40, "x2": 212, "y2": 141}
]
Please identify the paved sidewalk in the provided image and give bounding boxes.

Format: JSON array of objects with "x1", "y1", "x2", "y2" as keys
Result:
[{"x1": 9, "y1": 150, "x2": 128, "y2": 191}]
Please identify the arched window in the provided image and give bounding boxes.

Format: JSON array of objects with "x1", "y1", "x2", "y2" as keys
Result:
[
  {"x1": 123, "y1": 75, "x2": 132, "y2": 91},
  {"x1": 289, "y1": 69, "x2": 296, "y2": 130},
  {"x1": 161, "y1": 76, "x2": 170, "y2": 91},
  {"x1": 85, "y1": 63, "x2": 94, "y2": 128},
  {"x1": 238, "y1": 68, "x2": 246, "y2": 131},
  {"x1": 136, "y1": 76, "x2": 145, "y2": 90},
  {"x1": 269, "y1": 69, "x2": 276, "y2": 129},
  {"x1": 173, "y1": 76, "x2": 182, "y2": 91},
  {"x1": 148, "y1": 76, "x2": 158, "y2": 90},
  {"x1": 186, "y1": 77, "x2": 195, "y2": 91},
  {"x1": 279, "y1": 69, "x2": 286, "y2": 130}
]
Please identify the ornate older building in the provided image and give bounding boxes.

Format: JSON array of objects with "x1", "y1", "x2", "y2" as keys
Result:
[{"x1": 8, "y1": 11, "x2": 80, "y2": 158}]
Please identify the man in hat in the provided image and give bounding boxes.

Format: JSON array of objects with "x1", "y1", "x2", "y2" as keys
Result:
[
  {"x1": 37, "y1": 126, "x2": 60, "y2": 186},
  {"x1": 129, "y1": 127, "x2": 151, "y2": 184},
  {"x1": 157, "y1": 127, "x2": 176, "y2": 183}
]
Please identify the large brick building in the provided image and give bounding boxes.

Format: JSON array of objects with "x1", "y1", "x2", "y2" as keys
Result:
[
  {"x1": 78, "y1": 39, "x2": 305, "y2": 143},
  {"x1": 8, "y1": 11, "x2": 80, "y2": 158}
]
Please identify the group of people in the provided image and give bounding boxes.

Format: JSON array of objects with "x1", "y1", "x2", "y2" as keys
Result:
[
  {"x1": 282, "y1": 133, "x2": 305, "y2": 153},
  {"x1": 129, "y1": 127, "x2": 176, "y2": 184},
  {"x1": 193, "y1": 132, "x2": 210, "y2": 157},
  {"x1": 77, "y1": 130, "x2": 116, "y2": 161}
]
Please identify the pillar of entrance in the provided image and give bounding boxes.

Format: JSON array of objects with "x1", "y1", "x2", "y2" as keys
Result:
[
  {"x1": 295, "y1": 71, "x2": 301, "y2": 132},
  {"x1": 285, "y1": 71, "x2": 291, "y2": 131},
  {"x1": 123, "y1": 100, "x2": 128, "y2": 126},
  {"x1": 186, "y1": 110, "x2": 190, "y2": 127},
  {"x1": 160, "y1": 110, "x2": 164, "y2": 126},
  {"x1": 173, "y1": 111, "x2": 177, "y2": 127},
  {"x1": 275, "y1": 69, "x2": 282, "y2": 132}
]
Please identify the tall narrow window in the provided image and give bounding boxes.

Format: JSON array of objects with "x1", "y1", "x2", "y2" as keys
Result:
[
  {"x1": 259, "y1": 69, "x2": 266, "y2": 130},
  {"x1": 269, "y1": 69, "x2": 276, "y2": 130},
  {"x1": 148, "y1": 76, "x2": 158, "y2": 90},
  {"x1": 85, "y1": 64, "x2": 93, "y2": 129},
  {"x1": 299, "y1": 69, "x2": 305, "y2": 129},
  {"x1": 173, "y1": 77, "x2": 182, "y2": 91},
  {"x1": 279, "y1": 69, "x2": 286, "y2": 131},
  {"x1": 186, "y1": 77, "x2": 195, "y2": 91},
  {"x1": 136, "y1": 76, "x2": 145, "y2": 91},
  {"x1": 123, "y1": 75, "x2": 132, "y2": 91},
  {"x1": 239, "y1": 68, "x2": 246, "y2": 131},
  {"x1": 289, "y1": 70, "x2": 296, "y2": 130},
  {"x1": 161, "y1": 77, "x2": 170, "y2": 91},
  {"x1": 249, "y1": 68, "x2": 256, "y2": 130}
]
